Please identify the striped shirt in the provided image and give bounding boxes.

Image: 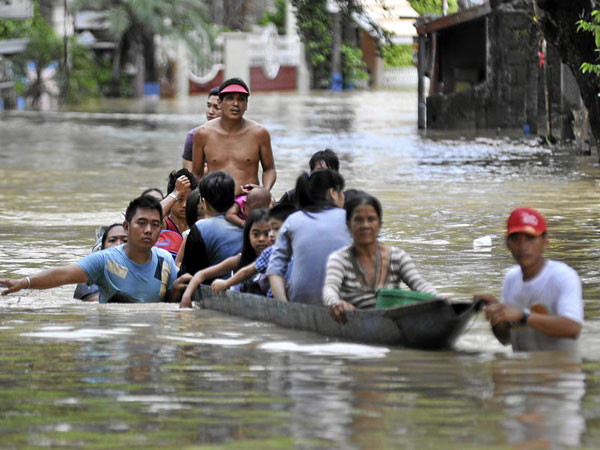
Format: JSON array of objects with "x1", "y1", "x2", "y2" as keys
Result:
[{"x1": 322, "y1": 244, "x2": 439, "y2": 309}]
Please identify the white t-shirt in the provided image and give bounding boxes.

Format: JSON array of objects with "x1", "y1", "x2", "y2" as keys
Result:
[{"x1": 501, "y1": 259, "x2": 583, "y2": 352}]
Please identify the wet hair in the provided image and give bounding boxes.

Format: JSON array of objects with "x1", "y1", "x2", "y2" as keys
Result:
[
  {"x1": 141, "y1": 187, "x2": 164, "y2": 200},
  {"x1": 343, "y1": 189, "x2": 363, "y2": 209},
  {"x1": 345, "y1": 192, "x2": 383, "y2": 224},
  {"x1": 238, "y1": 208, "x2": 270, "y2": 269},
  {"x1": 268, "y1": 202, "x2": 295, "y2": 223},
  {"x1": 125, "y1": 195, "x2": 163, "y2": 223},
  {"x1": 166, "y1": 168, "x2": 198, "y2": 195},
  {"x1": 218, "y1": 77, "x2": 250, "y2": 100},
  {"x1": 208, "y1": 87, "x2": 219, "y2": 97},
  {"x1": 101, "y1": 223, "x2": 125, "y2": 249},
  {"x1": 309, "y1": 149, "x2": 340, "y2": 172},
  {"x1": 295, "y1": 169, "x2": 345, "y2": 213},
  {"x1": 185, "y1": 188, "x2": 202, "y2": 228},
  {"x1": 199, "y1": 171, "x2": 235, "y2": 213}
]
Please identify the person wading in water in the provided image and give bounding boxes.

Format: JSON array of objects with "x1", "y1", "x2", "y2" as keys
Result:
[{"x1": 191, "y1": 78, "x2": 276, "y2": 198}]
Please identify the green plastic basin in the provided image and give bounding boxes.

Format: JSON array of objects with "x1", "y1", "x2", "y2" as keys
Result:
[{"x1": 375, "y1": 289, "x2": 436, "y2": 309}]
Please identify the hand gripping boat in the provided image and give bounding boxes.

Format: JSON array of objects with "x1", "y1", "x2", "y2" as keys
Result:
[{"x1": 192, "y1": 285, "x2": 480, "y2": 350}]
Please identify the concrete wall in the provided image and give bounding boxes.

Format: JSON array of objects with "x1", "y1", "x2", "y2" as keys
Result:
[{"x1": 424, "y1": 0, "x2": 579, "y2": 136}]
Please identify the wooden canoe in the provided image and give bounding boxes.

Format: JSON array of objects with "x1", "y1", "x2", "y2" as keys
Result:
[{"x1": 193, "y1": 286, "x2": 480, "y2": 350}]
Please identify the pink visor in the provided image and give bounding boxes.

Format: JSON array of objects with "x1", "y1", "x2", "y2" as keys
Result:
[{"x1": 219, "y1": 84, "x2": 249, "y2": 95}]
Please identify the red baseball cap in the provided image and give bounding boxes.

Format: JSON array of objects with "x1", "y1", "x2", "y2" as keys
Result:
[
  {"x1": 219, "y1": 84, "x2": 249, "y2": 95},
  {"x1": 506, "y1": 207, "x2": 547, "y2": 236}
]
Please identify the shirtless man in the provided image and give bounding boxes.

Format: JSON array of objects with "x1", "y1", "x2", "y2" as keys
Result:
[{"x1": 191, "y1": 78, "x2": 276, "y2": 196}]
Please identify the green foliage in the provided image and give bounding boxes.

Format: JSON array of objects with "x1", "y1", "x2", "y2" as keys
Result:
[
  {"x1": 73, "y1": 0, "x2": 210, "y2": 47},
  {"x1": 382, "y1": 44, "x2": 413, "y2": 67},
  {"x1": 61, "y1": 39, "x2": 108, "y2": 103},
  {"x1": 576, "y1": 9, "x2": 600, "y2": 77},
  {"x1": 0, "y1": 16, "x2": 32, "y2": 39},
  {"x1": 291, "y1": 0, "x2": 332, "y2": 85},
  {"x1": 341, "y1": 43, "x2": 368, "y2": 83},
  {"x1": 9, "y1": 2, "x2": 62, "y2": 107},
  {"x1": 73, "y1": 0, "x2": 211, "y2": 95},
  {"x1": 259, "y1": 0, "x2": 286, "y2": 34},
  {"x1": 3, "y1": 1, "x2": 116, "y2": 106},
  {"x1": 407, "y1": 0, "x2": 458, "y2": 15}
]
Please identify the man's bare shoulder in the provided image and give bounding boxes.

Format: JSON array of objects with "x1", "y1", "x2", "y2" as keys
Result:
[
  {"x1": 194, "y1": 119, "x2": 222, "y2": 136},
  {"x1": 244, "y1": 119, "x2": 270, "y2": 137}
]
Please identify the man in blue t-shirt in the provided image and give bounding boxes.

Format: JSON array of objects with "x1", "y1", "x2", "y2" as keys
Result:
[{"x1": 1, "y1": 196, "x2": 191, "y2": 303}]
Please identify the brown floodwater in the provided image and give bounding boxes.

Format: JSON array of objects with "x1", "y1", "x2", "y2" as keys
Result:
[{"x1": 1, "y1": 89, "x2": 600, "y2": 448}]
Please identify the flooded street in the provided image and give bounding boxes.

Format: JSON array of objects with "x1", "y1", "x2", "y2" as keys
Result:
[{"x1": 1, "y1": 89, "x2": 600, "y2": 448}]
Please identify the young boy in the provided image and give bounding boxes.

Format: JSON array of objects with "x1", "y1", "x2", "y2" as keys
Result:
[
  {"x1": 475, "y1": 207, "x2": 583, "y2": 352},
  {"x1": 210, "y1": 203, "x2": 295, "y2": 295}
]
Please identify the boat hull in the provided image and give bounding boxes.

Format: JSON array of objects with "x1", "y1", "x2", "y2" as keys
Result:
[{"x1": 193, "y1": 286, "x2": 478, "y2": 350}]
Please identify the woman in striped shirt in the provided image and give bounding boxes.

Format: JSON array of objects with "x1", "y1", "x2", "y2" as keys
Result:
[{"x1": 323, "y1": 192, "x2": 439, "y2": 323}]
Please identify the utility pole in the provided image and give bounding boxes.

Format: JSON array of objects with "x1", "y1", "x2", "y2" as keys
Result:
[
  {"x1": 328, "y1": 0, "x2": 342, "y2": 91},
  {"x1": 62, "y1": 0, "x2": 69, "y2": 102},
  {"x1": 442, "y1": 0, "x2": 448, "y2": 16}
]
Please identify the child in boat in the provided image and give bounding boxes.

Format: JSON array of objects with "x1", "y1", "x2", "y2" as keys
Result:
[
  {"x1": 475, "y1": 207, "x2": 583, "y2": 352},
  {"x1": 179, "y1": 171, "x2": 243, "y2": 277},
  {"x1": 174, "y1": 188, "x2": 202, "y2": 269},
  {"x1": 225, "y1": 186, "x2": 273, "y2": 228},
  {"x1": 322, "y1": 192, "x2": 439, "y2": 323},
  {"x1": 179, "y1": 209, "x2": 271, "y2": 308},
  {"x1": 162, "y1": 168, "x2": 198, "y2": 237},
  {"x1": 278, "y1": 149, "x2": 340, "y2": 207},
  {"x1": 267, "y1": 169, "x2": 351, "y2": 306},
  {"x1": 211, "y1": 202, "x2": 295, "y2": 295}
]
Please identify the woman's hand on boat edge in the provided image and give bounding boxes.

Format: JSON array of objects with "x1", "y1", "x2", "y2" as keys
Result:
[{"x1": 329, "y1": 301, "x2": 355, "y2": 324}]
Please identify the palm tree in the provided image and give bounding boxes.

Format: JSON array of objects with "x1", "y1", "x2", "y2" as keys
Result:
[{"x1": 73, "y1": 0, "x2": 211, "y2": 97}]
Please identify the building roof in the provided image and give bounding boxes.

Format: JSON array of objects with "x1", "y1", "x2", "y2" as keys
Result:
[
  {"x1": 355, "y1": 0, "x2": 419, "y2": 44},
  {"x1": 0, "y1": 0, "x2": 33, "y2": 19},
  {"x1": 75, "y1": 11, "x2": 109, "y2": 30},
  {"x1": 415, "y1": 3, "x2": 491, "y2": 34},
  {"x1": 0, "y1": 38, "x2": 29, "y2": 55}
]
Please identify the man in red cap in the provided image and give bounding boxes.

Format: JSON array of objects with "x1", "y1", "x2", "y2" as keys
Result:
[
  {"x1": 475, "y1": 207, "x2": 583, "y2": 352},
  {"x1": 191, "y1": 78, "x2": 276, "y2": 198}
]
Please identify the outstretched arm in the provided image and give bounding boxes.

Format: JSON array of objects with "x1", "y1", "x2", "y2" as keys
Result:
[
  {"x1": 179, "y1": 255, "x2": 240, "y2": 308},
  {"x1": 165, "y1": 274, "x2": 192, "y2": 303},
  {"x1": 258, "y1": 128, "x2": 276, "y2": 191},
  {"x1": 322, "y1": 253, "x2": 355, "y2": 323},
  {"x1": 268, "y1": 275, "x2": 288, "y2": 302},
  {"x1": 1, "y1": 264, "x2": 88, "y2": 296},
  {"x1": 211, "y1": 263, "x2": 258, "y2": 293},
  {"x1": 224, "y1": 203, "x2": 245, "y2": 228}
]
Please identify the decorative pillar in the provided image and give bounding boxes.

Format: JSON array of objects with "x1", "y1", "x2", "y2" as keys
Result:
[
  {"x1": 223, "y1": 32, "x2": 250, "y2": 84},
  {"x1": 417, "y1": 34, "x2": 426, "y2": 129}
]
